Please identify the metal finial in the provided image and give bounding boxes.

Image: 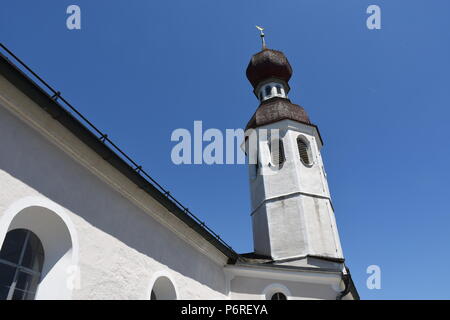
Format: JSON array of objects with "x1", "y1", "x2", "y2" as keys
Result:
[{"x1": 256, "y1": 25, "x2": 266, "y2": 49}]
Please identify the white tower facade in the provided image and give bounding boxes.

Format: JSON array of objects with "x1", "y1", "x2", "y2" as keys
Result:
[{"x1": 245, "y1": 48, "x2": 344, "y2": 261}]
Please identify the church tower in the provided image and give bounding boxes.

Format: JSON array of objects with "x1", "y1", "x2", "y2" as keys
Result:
[{"x1": 244, "y1": 46, "x2": 344, "y2": 261}]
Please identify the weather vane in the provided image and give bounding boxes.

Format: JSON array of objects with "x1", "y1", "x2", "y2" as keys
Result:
[{"x1": 256, "y1": 25, "x2": 266, "y2": 49}]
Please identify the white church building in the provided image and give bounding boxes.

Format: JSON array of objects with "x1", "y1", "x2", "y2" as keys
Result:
[{"x1": 0, "y1": 43, "x2": 359, "y2": 300}]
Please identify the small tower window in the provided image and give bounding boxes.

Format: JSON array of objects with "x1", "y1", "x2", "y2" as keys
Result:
[
  {"x1": 269, "y1": 139, "x2": 285, "y2": 166},
  {"x1": 265, "y1": 86, "x2": 272, "y2": 96},
  {"x1": 276, "y1": 85, "x2": 282, "y2": 95},
  {"x1": 297, "y1": 137, "x2": 311, "y2": 165}
]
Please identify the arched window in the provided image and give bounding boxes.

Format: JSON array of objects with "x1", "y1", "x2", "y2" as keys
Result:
[
  {"x1": 269, "y1": 139, "x2": 285, "y2": 166},
  {"x1": 0, "y1": 229, "x2": 44, "y2": 300},
  {"x1": 271, "y1": 292, "x2": 287, "y2": 300},
  {"x1": 276, "y1": 85, "x2": 282, "y2": 95},
  {"x1": 265, "y1": 86, "x2": 272, "y2": 96},
  {"x1": 150, "y1": 276, "x2": 177, "y2": 300},
  {"x1": 297, "y1": 137, "x2": 311, "y2": 165}
]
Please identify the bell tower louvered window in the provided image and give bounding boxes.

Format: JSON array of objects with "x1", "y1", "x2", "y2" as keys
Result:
[
  {"x1": 269, "y1": 139, "x2": 285, "y2": 166},
  {"x1": 297, "y1": 137, "x2": 311, "y2": 165}
]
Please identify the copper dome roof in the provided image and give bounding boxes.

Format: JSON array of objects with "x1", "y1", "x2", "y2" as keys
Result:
[{"x1": 246, "y1": 49, "x2": 293, "y2": 88}]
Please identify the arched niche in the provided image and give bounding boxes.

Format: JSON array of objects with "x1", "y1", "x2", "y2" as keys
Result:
[
  {"x1": 149, "y1": 272, "x2": 178, "y2": 300},
  {"x1": 262, "y1": 283, "x2": 292, "y2": 300}
]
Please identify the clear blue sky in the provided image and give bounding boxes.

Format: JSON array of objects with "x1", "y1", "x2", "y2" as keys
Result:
[{"x1": 1, "y1": 0, "x2": 450, "y2": 299}]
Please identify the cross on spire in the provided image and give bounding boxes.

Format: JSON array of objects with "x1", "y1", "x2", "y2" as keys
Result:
[{"x1": 256, "y1": 25, "x2": 266, "y2": 49}]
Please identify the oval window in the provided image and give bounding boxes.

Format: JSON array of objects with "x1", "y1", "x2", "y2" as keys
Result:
[{"x1": 297, "y1": 137, "x2": 311, "y2": 165}]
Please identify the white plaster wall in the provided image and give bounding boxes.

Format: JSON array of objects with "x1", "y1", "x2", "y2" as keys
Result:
[
  {"x1": 0, "y1": 73, "x2": 351, "y2": 301},
  {"x1": 229, "y1": 276, "x2": 339, "y2": 300},
  {"x1": 251, "y1": 120, "x2": 330, "y2": 205},
  {"x1": 253, "y1": 197, "x2": 308, "y2": 259},
  {"x1": 249, "y1": 120, "x2": 343, "y2": 260},
  {"x1": 301, "y1": 196, "x2": 343, "y2": 258},
  {"x1": 0, "y1": 85, "x2": 229, "y2": 299}
]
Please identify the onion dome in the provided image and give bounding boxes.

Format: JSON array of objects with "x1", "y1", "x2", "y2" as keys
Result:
[
  {"x1": 246, "y1": 49, "x2": 293, "y2": 89},
  {"x1": 245, "y1": 47, "x2": 312, "y2": 130}
]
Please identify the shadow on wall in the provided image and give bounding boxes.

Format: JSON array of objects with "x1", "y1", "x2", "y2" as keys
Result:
[{"x1": 0, "y1": 104, "x2": 227, "y2": 297}]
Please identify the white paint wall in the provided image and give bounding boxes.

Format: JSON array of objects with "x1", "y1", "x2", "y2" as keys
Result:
[
  {"x1": 0, "y1": 73, "x2": 353, "y2": 300},
  {"x1": 226, "y1": 264, "x2": 344, "y2": 300},
  {"x1": 249, "y1": 120, "x2": 343, "y2": 260},
  {"x1": 230, "y1": 276, "x2": 339, "y2": 300},
  {"x1": 0, "y1": 77, "x2": 229, "y2": 300}
]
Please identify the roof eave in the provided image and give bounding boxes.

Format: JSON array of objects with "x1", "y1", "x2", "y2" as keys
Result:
[{"x1": 0, "y1": 53, "x2": 239, "y2": 262}]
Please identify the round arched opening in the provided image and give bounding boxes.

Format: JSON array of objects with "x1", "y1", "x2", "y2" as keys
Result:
[
  {"x1": 0, "y1": 203, "x2": 76, "y2": 300},
  {"x1": 297, "y1": 136, "x2": 312, "y2": 166},
  {"x1": 270, "y1": 292, "x2": 287, "y2": 300},
  {"x1": 262, "y1": 283, "x2": 291, "y2": 300},
  {"x1": 150, "y1": 276, "x2": 177, "y2": 300}
]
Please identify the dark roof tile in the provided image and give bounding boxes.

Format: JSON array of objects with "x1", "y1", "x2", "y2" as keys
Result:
[
  {"x1": 246, "y1": 49, "x2": 292, "y2": 88},
  {"x1": 245, "y1": 97, "x2": 311, "y2": 130}
]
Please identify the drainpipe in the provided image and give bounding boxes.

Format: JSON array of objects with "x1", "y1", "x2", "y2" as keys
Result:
[{"x1": 336, "y1": 267, "x2": 351, "y2": 300}]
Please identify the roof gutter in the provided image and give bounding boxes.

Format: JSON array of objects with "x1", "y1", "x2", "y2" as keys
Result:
[{"x1": 0, "y1": 48, "x2": 239, "y2": 262}]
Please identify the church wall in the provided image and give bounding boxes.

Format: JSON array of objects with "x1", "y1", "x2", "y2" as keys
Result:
[
  {"x1": 301, "y1": 196, "x2": 344, "y2": 258},
  {"x1": 248, "y1": 118, "x2": 344, "y2": 260},
  {"x1": 0, "y1": 78, "x2": 229, "y2": 299},
  {"x1": 229, "y1": 275, "x2": 339, "y2": 300},
  {"x1": 252, "y1": 197, "x2": 308, "y2": 259}
]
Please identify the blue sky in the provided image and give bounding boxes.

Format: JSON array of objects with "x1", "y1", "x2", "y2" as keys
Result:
[{"x1": 1, "y1": 0, "x2": 450, "y2": 299}]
